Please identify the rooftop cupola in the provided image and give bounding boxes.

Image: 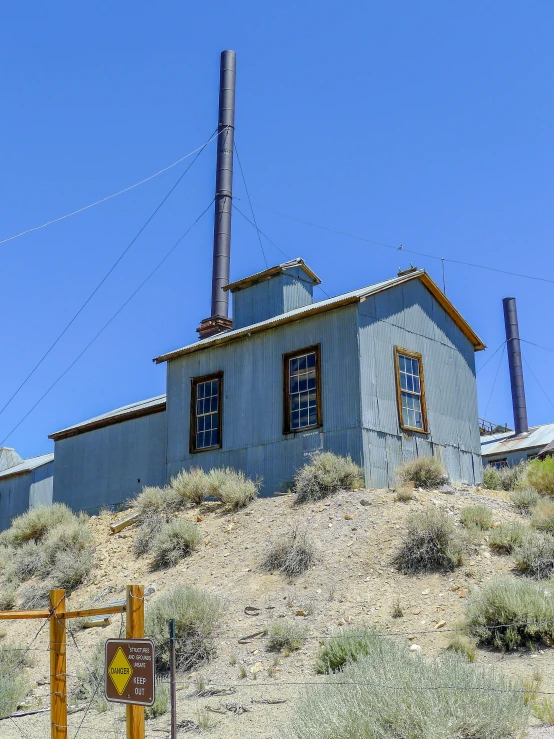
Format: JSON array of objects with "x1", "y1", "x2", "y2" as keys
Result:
[
  {"x1": 0, "y1": 447, "x2": 23, "y2": 473},
  {"x1": 224, "y1": 258, "x2": 321, "y2": 330}
]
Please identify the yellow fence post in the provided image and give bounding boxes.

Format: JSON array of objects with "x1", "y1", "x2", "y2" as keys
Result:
[
  {"x1": 126, "y1": 584, "x2": 145, "y2": 739},
  {"x1": 50, "y1": 588, "x2": 67, "y2": 739}
]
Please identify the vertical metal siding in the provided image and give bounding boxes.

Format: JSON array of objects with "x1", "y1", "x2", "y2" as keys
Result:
[
  {"x1": 0, "y1": 462, "x2": 54, "y2": 532},
  {"x1": 232, "y1": 269, "x2": 314, "y2": 330}
]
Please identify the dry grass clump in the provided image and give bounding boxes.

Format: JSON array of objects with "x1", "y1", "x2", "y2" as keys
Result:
[
  {"x1": 150, "y1": 520, "x2": 202, "y2": 570},
  {"x1": 268, "y1": 621, "x2": 307, "y2": 653},
  {"x1": 262, "y1": 531, "x2": 316, "y2": 578},
  {"x1": 206, "y1": 467, "x2": 261, "y2": 509},
  {"x1": 316, "y1": 628, "x2": 379, "y2": 674},
  {"x1": 446, "y1": 633, "x2": 477, "y2": 662},
  {"x1": 0, "y1": 643, "x2": 32, "y2": 718},
  {"x1": 0, "y1": 507, "x2": 93, "y2": 607},
  {"x1": 527, "y1": 457, "x2": 554, "y2": 496},
  {"x1": 532, "y1": 498, "x2": 554, "y2": 533},
  {"x1": 393, "y1": 507, "x2": 464, "y2": 573},
  {"x1": 510, "y1": 487, "x2": 540, "y2": 512},
  {"x1": 135, "y1": 485, "x2": 181, "y2": 517},
  {"x1": 133, "y1": 512, "x2": 170, "y2": 557},
  {"x1": 394, "y1": 486, "x2": 414, "y2": 502},
  {"x1": 0, "y1": 503, "x2": 74, "y2": 547},
  {"x1": 514, "y1": 534, "x2": 554, "y2": 579},
  {"x1": 532, "y1": 697, "x2": 554, "y2": 725},
  {"x1": 145, "y1": 682, "x2": 169, "y2": 719},
  {"x1": 146, "y1": 586, "x2": 223, "y2": 672},
  {"x1": 460, "y1": 505, "x2": 493, "y2": 530},
  {"x1": 293, "y1": 452, "x2": 364, "y2": 504},
  {"x1": 286, "y1": 636, "x2": 527, "y2": 739},
  {"x1": 466, "y1": 578, "x2": 554, "y2": 650},
  {"x1": 483, "y1": 461, "x2": 529, "y2": 491},
  {"x1": 396, "y1": 456, "x2": 445, "y2": 489},
  {"x1": 74, "y1": 644, "x2": 108, "y2": 713},
  {"x1": 489, "y1": 521, "x2": 529, "y2": 554}
]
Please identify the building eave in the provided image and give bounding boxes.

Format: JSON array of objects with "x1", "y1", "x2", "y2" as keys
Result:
[{"x1": 222, "y1": 259, "x2": 321, "y2": 293}]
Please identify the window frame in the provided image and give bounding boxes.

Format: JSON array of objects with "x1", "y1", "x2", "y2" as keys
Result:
[
  {"x1": 488, "y1": 458, "x2": 508, "y2": 469},
  {"x1": 394, "y1": 346, "x2": 429, "y2": 434},
  {"x1": 283, "y1": 344, "x2": 322, "y2": 435},
  {"x1": 189, "y1": 371, "x2": 223, "y2": 454}
]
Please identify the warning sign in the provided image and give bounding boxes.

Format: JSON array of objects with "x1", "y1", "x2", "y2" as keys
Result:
[{"x1": 105, "y1": 639, "x2": 155, "y2": 706}]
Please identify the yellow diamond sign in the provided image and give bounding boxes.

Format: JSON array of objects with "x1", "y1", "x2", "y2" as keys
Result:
[{"x1": 108, "y1": 647, "x2": 133, "y2": 695}]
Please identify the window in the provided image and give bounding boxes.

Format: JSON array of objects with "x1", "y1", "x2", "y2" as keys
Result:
[
  {"x1": 190, "y1": 372, "x2": 223, "y2": 452},
  {"x1": 394, "y1": 347, "x2": 428, "y2": 432},
  {"x1": 528, "y1": 454, "x2": 539, "y2": 461},
  {"x1": 488, "y1": 458, "x2": 508, "y2": 469},
  {"x1": 283, "y1": 345, "x2": 321, "y2": 433}
]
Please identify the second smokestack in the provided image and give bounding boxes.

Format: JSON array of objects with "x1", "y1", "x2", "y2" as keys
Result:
[{"x1": 503, "y1": 297, "x2": 529, "y2": 436}]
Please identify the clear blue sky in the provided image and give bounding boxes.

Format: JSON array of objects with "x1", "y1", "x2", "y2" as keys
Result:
[{"x1": 2, "y1": 2, "x2": 553, "y2": 458}]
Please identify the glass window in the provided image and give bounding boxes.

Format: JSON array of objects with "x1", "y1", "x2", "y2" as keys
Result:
[
  {"x1": 395, "y1": 348, "x2": 427, "y2": 432},
  {"x1": 191, "y1": 374, "x2": 222, "y2": 452},
  {"x1": 489, "y1": 458, "x2": 508, "y2": 469},
  {"x1": 284, "y1": 346, "x2": 321, "y2": 432}
]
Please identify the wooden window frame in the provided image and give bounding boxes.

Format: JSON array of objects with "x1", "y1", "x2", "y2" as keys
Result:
[
  {"x1": 283, "y1": 344, "x2": 322, "y2": 435},
  {"x1": 189, "y1": 371, "x2": 223, "y2": 454},
  {"x1": 394, "y1": 346, "x2": 429, "y2": 434}
]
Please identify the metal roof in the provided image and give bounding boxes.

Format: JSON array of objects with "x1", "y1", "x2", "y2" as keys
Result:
[
  {"x1": 223, "y1": 259, "x2": 321, "y2": 293},
  {"x1": 154, "y1": 269, "x2": 485, "y2": 364},
  {"x1": 540, "y1": 440, "x2": 554, "y2": 459},
  {"x1": 481, "y1": 422, "x2": 554, "y2": 457},
  {"x1": 49, "y1": 395, "x2": 166, "y2": 441},
  {"x1": 0, "y1": 452, "x2": 54, "y2": 481}
]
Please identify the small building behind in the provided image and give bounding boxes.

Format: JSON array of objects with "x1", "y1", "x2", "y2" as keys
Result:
[
  {"x1": 481, "y1": 422, "x2": 554, "y2": 468},
  {"x1": 0, "y1": 449, "x2": 54, "y2": 531}
]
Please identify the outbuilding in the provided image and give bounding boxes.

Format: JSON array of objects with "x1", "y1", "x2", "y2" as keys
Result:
[{"x1": 0, "y1": 448, "x2": 54, "y2": 531}]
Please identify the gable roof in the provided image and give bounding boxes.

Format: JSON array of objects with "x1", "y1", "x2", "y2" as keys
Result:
[
  {"x1": 0, "y1": 452, "x2": 54, "y2": 481},
  {"x1": 49, "y1": 395, "x2": 166, "y2": 441},
  {"x1": 481, "y1": 422, "x2": 554, "y2": 457},
  {"x1": 223, "y1": 259, "x2": 321, "y2": 293},
  {"x1": 154, "y1": 269, "x2": 485, "y2": 365},
  {"x1": 540, "y1": 440, "x2": 554, "y2": 459}
]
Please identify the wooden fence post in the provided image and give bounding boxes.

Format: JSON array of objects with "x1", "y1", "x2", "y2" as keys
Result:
[
  {"x1": 126, "y1": 584, "x2": 145, "y2": 739},
  {"x1": 50, "y1": 589, "x2": 66, "y2": 739}
]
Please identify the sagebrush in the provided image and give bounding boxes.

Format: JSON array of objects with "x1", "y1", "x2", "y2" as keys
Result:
[
  {"x1": 460, "y1": 505, "x2": 493, "y2": 530},
  {"x1": 396, "y1": 457, "x2": 445, "y2": 489},
  {"x1": 285, "y1": 636, "x2": 527, "y2": 739},
  {"x1": 531, "y1": 498, "x2": 554, "y2": 534},
  {"x1": 263, "y1": 531, "x2": 316, "y2": 578},
  {"x1": 510, "y1": 487, "x2": 540, "y2": 512},
  {"x1": 150, "y1": 519, "x2": 202, "y2": 569},
  {"x1": 514, "y1": 534, "x2": 554, "y2": 579},
  {"x1": 526, "y1": 457, "x2": 554, "y2": 496},
  {"x1": 482, "y1": 461, "x2": 529, "y2": 491},
  {"x1": 466, "y1": 578, "x2": 554, "y2": 650},
  {"x1": 268, "y1": 621, "x2": 307, "y2": 653},
  {"x1": 316, "y1": 628, "x2": 379, "y2": 674},
  {"x1": 394, "y1": 507, "x2": 464, "y2": 573},
  {"x1": 489, "y1": 521, "x2": 529, "y2": 554},
  {"x1": 0, "y1": 503, "x2": 74, "y2": 547},
  {"x1": 294, "y1": 452, "x2": 364, "y2": 504},
  {"x1": 446, "y1": 633, "x2": 476, "y2": 662},
  {"x1": 145, "y1": 586, "x2": 223, "y2": 672},
  {"x1": 0, "y1": 643, "x2": 32, "y2": 718}
]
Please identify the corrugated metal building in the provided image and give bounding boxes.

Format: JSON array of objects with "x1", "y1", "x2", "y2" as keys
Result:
[
  {"x1": 481, "y1": 422, "x2": 554, "y2": 468},
  {"x1": 0, "y1": 449, "x2": 54, "y2": 531},
  {"x1": 155, "y1": 261, "x2": 485, "y2": 492},
  {"x1": 49, "y1": 396, "x2": 167, "y2": 514}
]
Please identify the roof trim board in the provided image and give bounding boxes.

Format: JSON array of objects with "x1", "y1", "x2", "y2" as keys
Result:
[
  {"x1": 222, "y1": 258, "x2": 321, "y2": 293},
  {"x1": 154, "y1": 270, "x2": 485, "y2": 365},
  {"x1": 49, "y1": 396, "x2": 166, "y2": 441}
]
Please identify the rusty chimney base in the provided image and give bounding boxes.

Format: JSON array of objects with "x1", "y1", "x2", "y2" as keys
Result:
[{"x1": 196, "y1": 315, "x2": 233, "y2": 340}]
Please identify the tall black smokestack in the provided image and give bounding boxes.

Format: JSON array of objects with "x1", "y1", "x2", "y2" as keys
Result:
[
  {"x1": 503, "y1": 297, "x2": 529, "y2": 435},
  {"x1": 197, "y1": 50, "x2": 236, "y2": 340}
]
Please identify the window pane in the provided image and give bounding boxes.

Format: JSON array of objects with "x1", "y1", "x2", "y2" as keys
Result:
[
  {"x1": 307, "y1": 352, "x2": 316, "y2": 368},
  {"x1": 288, "y1": 350, "x2": 319, "y2": 430},
  {"x1": 194, "y1": 377, "x2": 220, "y2": 449}
]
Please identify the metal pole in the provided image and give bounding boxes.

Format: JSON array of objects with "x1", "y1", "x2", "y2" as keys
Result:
[
  {"x1": 50, "y1": 589, "x2": 66, "y2": 739},
  {"x1": 502, "y1": 297, "x2": 529, "y2": 435},
  {"x1": 169, "y1": 619, "x2": 177, "y2": 738},
  {"x1": 210, "y1": 49, "x2": 236, "y2": 319},
  {"x1": 126, "y1": 585, "x2": 145, "y2": 739}
]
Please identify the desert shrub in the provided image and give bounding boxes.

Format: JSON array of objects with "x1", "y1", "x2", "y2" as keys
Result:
[
  {"x1": 460, "y1": 505, "x2": 493, "y2": 530},
  {"x1": 285, "y1": 637, "x2": 527, "y2": 739},
  {"x1": 74, "y1": 644, "x2": 108, "y2": 712},
  {"x1": 10, "y1": 541, "x2": 42, "y2": 582},
  {"x1": 397, "y1": 456, "x2": 445, "y2": 489},
  {"x1": 483, "y1": 461, "x2": 529, "y2": 492},
  {"x1": 294, "y1": 452, "x2": 364, "y2": 504},
  {"x1": 510, "y1": 487, "x2": 540, "y2": 512},
  {"x1": 466, "y1": 578, "x2": 554, "y2": 649},
  {"x1": 532, "y1": 498, "x2": 554, "y2": 533},
  {"x1": 446, "y1": 633, "x2": 477, "y2": 662},
  {"x1": 532, "y1": 697, "x2": 554, "y2": 725},
  {"x1": 514, "y1": 534, "x2": 554, "y2": 579},
  {"x1": 489, "y1": 521, "x2": 529, "y2": 554},
  {"x1": 393, "y1": 507, "x2": 464, "y2": 573},
  {"x1": 145, "y1": 585, "x2": 223, "y2": 672},
  {"x1": 40, "y1": 516, "x2": 94, "y2": 590},
  {"x1": 316, "y1": 628, "x2": 380, "y2": 674},
  {"x1": 206, "y1": 467, "x2": 260, "y2": 509},
  {"x1": 18, "y1": 581, "x2": 51, "y2": 609},
  {"x1": 527, "y1": 457, "x2": 554, "y2": 496},
  {"x1": 135, "y1": 485, "x2": 181, "y2": 517},
  {"x1": 170, "y1": 467, "x2": 209, "y2": 507},
  {"x1": 1, "y1": 503, "x2": 74, "y2": 547},
  {"x1": 0, "y1": 643, "x2": 32, "y2": 718},
  {"x1": 150, "y1": 520, "x2": 202, "y2": 569},
  {"x1": 268, "y1": 621, "x2": 307, "y2": 652},
  {"x1": 133, "y1": 512, "x2": 169, "y2": 557},
  {"x1": 262, "y1": 531, "x2": 316, "y2": 578},
  {"x1": 394, "y1": 487, "x2": 414, "y2": 502},
  {"x1": 0, "y1": 584, "x2": 16, "y2": 611},
  {"x1": 146, "y1": 682, "x2": 169, "y2": 719}
]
